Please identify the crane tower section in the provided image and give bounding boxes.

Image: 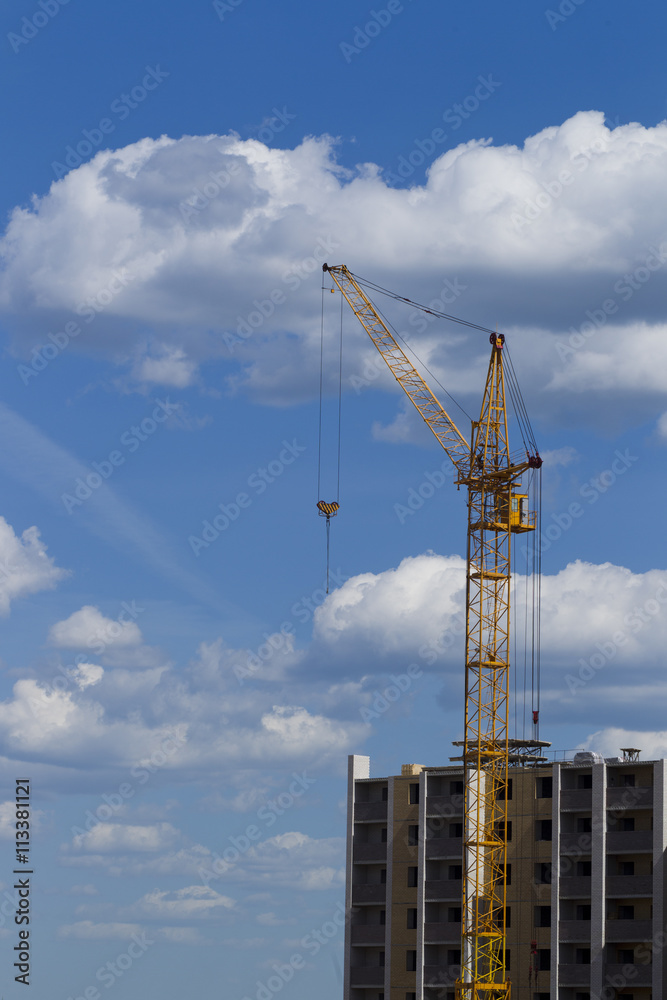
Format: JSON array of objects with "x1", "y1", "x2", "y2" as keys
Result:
[{"x1": 322, "y1": 264, "x2": 541, "y2": 1000}]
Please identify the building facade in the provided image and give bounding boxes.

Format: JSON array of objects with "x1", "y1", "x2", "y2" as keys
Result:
[{"x1": 344, "y1": 752, "x2": 667, "y2": 1000}]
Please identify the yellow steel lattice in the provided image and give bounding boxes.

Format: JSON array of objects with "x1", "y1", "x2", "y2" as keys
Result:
[{"x1": 323, "y1": 264, "x2": 538, "y2": 1000}]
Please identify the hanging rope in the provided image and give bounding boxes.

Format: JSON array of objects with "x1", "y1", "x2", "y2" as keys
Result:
[
  {"x1": 316, "y1": 279, "x2": 343, "y2": 593},
  {"x1": 337, "y1": 287, "x2": 343, "y2": 502},
  {"x1": 317, "y1": 286, "x2": 325, "y2": 501}
]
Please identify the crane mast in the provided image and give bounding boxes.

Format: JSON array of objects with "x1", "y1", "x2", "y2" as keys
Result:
[{"x1": 323, "y1": 264, "x2": 540, "y2": 1000}]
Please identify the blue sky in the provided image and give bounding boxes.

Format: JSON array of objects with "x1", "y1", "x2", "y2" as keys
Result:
[{"x1": 2, "y1": 1, "x2": 667, "y2": 997}]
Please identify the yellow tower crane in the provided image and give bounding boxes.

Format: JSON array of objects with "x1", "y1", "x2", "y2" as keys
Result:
[{"x1": 322, "y1": 263, "x2": 542, "y2": 1000}]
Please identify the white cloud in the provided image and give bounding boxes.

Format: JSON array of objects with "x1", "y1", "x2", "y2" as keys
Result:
[
  {"x1": 3, "y1": 114, "x2": 667, "y2": 422},
  {"x1": 72, "y1": 822, "x2": 181, "y2": 853},
  {"x1": 0, "y1": 516, "x2": 66, "y2": 615},
  {"x1": 68, "y1": 884, "x2": 98, "y2": 896},
  {"x1": 256, "y1": 912, "x2": 294, "y2": 926},
  {"x1": 130, "y1": 343, "x2": 198, "y2": 388},
  {"x1": 59, "y1": 921, "x2": 143, "y2": 940},
  {"x1": 62, "y1": 828, "x2": 344, "y2": 890},
  {"x1": 58, "y1": 921, "x2": 206, "y2": 944},
  {"x1": 157, "y1": 927, "x2": 209, "y2": 945},
  {"x1": 541, "y1": 446, "x2": 578, "y2": 468},
  {"x1": 127, "y1": 885, "x2": 235, "y2": 919},
  {"x1": 71, "y1": 663, "x2": 105, "y2": 690},
  {"x1": 581, "y1": 728, "x2": 667, "y2": 760},
  {"x1": 48, "y1": 605, "x2": 143, "y2": 649},
  {"x1": 3, "y1": 544, "x2": 667, "y2": 784},
  {"x1": 311, "y1": 552, "x2": 466, "y2": 663}
]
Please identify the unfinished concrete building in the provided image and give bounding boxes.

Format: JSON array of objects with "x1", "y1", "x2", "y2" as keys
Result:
[{"x1": 344, "y1": 751, "x2": 666, "y2": 1000}]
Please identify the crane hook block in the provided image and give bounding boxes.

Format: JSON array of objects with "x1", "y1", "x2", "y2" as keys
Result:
[{"x1": 317, "y1": 500, "x2": 340, "y2": 518}]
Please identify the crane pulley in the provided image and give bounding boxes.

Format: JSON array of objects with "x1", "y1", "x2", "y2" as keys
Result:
[{"x1": 322, "y1": 262, "x2": 542, "y2": 1000}]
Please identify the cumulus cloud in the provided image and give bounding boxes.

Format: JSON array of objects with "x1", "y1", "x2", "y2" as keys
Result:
[
  {"x1": 2, "y1": 545, "x2": 667, "y2": 780},
  {"x1": 0, "y1": 516, "x2": 67, "y2": 615},
  {"x1": 2, "y1": 114, "x2": 667, "y2": 422},
  {"x1": 541, "y1": 446, "x2": 578, "y2": 468},
  {"x1": 581, "y1": 728, "x2": 667, "y2": 760},
  {"x1": 72, "y1": 822, "x2": 181, "y2": 853},
  {"x1": 63, "y1": 826, "x2": 344, "y2": 891},
  {"x1": 48, "y1": 604, "x2": 143, "y2": 649},
  {"x1": 59, "y1": 921, "x2": 143, "y2": 940},
  {"x1": 130, "y1": 343, "x2": 198, "y2": 388},
  {"x1": 125, "y1": 885, "x2": 235, "y2": 919},
  {"x1": 58, "y1": 921, "x2": 208, "y2": 944},
  {"x1": 310, "y1": 552, "x2": 466, "y2": 666}
]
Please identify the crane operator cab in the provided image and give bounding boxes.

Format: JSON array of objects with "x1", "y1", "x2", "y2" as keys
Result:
[{"x1": 484, "y1": 492, "x2": 535, "y2": 533}]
